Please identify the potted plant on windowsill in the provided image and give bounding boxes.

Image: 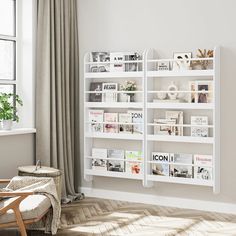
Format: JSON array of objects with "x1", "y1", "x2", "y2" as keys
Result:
[{"x1": 0, "y1": 93, "x2": 23, "y2": 130}]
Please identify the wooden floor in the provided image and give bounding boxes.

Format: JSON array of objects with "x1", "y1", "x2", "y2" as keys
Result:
[{"x1": 1, "y1": 197, "x2": 236, "y2": 235}]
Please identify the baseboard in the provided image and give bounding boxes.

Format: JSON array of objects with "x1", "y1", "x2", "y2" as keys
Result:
[{"x1": 79, "y1": 186, "x2": 236, "y2": 215}]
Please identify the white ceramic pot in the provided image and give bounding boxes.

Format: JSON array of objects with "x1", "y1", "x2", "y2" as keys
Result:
[{"x1": 1, "y1": 120, "x2": 13, "y2": 130}]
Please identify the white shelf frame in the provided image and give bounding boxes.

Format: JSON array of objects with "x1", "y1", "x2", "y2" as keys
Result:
[{"x1": 83, "y1": 48, "x2": 220, "y2": 193}]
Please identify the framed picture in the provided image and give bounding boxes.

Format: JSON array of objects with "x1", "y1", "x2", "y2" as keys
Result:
[
  {"x1": 189, "y1": 81, "x2": 213, "y2": 103},
  {"x1": 90, "y1": 52, "x2": 110, "y2": 72},
  {"x1": 172, "y1": 52, "x2": 192, "y2": 71},
  {"x1": 157, "y1": 61, "x2": 169, "y2": 71}
]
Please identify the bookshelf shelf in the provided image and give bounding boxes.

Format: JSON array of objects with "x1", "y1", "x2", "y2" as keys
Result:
[{"x1": 83, "y1": 47, "x2": 220, "y2": 193}]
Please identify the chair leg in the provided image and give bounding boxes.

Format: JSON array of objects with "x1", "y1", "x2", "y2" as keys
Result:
[{"x1": 13, "y1": 207, "x2": 27, "y2": 236}]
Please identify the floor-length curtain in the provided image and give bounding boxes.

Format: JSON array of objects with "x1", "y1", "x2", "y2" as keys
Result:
[{"x1": 36, "y1": 0, "x2": 79, "y2": 199}]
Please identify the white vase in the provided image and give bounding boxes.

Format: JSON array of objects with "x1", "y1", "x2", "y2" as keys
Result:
[{"x1": 1, "y1": 120, "x2": 13, "y2": 130}]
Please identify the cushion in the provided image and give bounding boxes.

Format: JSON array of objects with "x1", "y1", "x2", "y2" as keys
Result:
[{"x1": 0, "y1": 195, "x2": 51, "y2": 224}]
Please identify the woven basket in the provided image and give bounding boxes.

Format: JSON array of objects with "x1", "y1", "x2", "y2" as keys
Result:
[{"x1": 18, "y1": 166, "x2": 62, "y2": 201}]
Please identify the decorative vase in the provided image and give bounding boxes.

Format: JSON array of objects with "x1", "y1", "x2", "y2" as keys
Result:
[
  {"x1": 1, "y1": 120, "x2": 13, "y2": 130},
  {"x1": 119, "y1": 93, "x2": 127, "y2": 102},
  {"x1": 126, "y1": 94, "x2": 135, "y2": 102}
]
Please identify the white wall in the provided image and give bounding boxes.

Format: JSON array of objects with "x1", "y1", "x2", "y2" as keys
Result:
[
  {"x1": 78, "y1": 0, "x2": 236, "y2": 205},
  {"x1": 0, "y1": 0, "x2": 36, "y2": 177}
]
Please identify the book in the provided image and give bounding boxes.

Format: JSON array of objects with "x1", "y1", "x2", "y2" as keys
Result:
[
  {"x1": 119, "y1": 113, "x2": 132, "y2": 133},
  {"x1": 154, "y1": 118, "x2": 176, "y2": 135},
  {"x1": 89, "y1": 82, "x2": 103, "y2": 102},
  {"x1": 104, "y1": 113, "x2": 118, "y2": 133},
  {"x1": 170, "y1": 153, "x2": 193, "y2": 178},
  {"x1": 110, "y1": 52, "x2": 124, "y2": 72},
  {"x1": 92, "y1": 148, "x2": 107, "y2": 171},
  {"x1": 88, "y1": 110, "x2": 104, "y2": 132},
  {"x1": 125, "y1": 151, "x2": 143, "y2": 174},
  {"x1": 152, "y1": 152, "x2": 169, "y2": 176},
  {"x1": 191, "y1": 116, "x2": 208, "y2": 137},
  {"x1": 90, "y1": 52, "x2": 110, "y2": 72},
  {"x1": 102, "y1": 83, "x2": 118, "y2": 102},
  {"x1": 128, "y1": 110, "x2": 143, "y2": 134},
  {"x1": 166, "y1": 110, "x2": 184, "y2": 136},
  {"x1": 124, "y1": 52, "x2": 141, "y2": 72},
  {"x1": 107, "y1": 149, "x2": 125, "y2": 172},
  {"x1": 194, "y1": 154, "x2": 213, "y2": 180}
]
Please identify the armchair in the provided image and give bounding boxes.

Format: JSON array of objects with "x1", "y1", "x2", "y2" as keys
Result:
[{"x1": 0, "y1": 179, "x2": 51, "y2": 236}]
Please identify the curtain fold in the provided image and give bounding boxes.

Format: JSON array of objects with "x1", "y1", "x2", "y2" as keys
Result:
[{"x1": 36, "y1": 0, "x2": 79, "y2": 199}]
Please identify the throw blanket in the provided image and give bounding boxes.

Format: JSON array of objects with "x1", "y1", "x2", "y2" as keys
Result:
[{"x1": 4, "y1": 176, "x2": 61, "y2": 235}]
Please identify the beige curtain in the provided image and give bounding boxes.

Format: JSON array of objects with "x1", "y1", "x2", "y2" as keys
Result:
[{"x1": 36, "y1": 0, "x2": 79, "y2": 199}]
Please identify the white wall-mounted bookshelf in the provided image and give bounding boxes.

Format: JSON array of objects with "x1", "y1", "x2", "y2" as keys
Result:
[{"x1": 83, "y1": 47, "x2": 220, "y2": 193}]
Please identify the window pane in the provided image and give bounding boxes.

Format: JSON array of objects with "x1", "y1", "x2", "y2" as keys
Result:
[
  {"x1": 0, "y1": 84, "x2": 14, "y2": 94},
  {"x1": 0, "y1": 40, "x2": 15, "y2": 80},
  {"x1": 0, "y1": 0, "x2": 15, "y2": 36}
]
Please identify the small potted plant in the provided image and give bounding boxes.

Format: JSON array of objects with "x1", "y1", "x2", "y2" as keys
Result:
[
  {"x1": 120, "y1": 81, "x2": 137, "y2": 102},
  {"x1": 0, "y1": 93, "x2": 23, "y2": 130}
]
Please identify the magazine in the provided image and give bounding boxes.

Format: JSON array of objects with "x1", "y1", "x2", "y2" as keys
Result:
[
  {"x1": 166, "y1": 110, "x2": 184, "y2": 136},
  {"x1": 107, "y1": 149, "x2": 125, "y2": 172},
  {"x1": 92, "y1": 148, "x2": 107, "y2": 171},
  {"x1": 110, "y1": 52, "x2": 124, "y2": 72},
  {"x1": 154, "y1": 118, "x2": 176, "y2": 135},
  {"x1": 170, "y1": 153, "x2": 193, "y2": 178},
  {"x1": 102, "y1": 83, "x2": 118, "y2": 102},
  {"x1": 89, "y1": 82, "x2": 103, "y2": 102},
  {"x1": 119, "y1": 113, "x2": 132, "y2": 133},
  {"x1": 128, "y1": 110, "x2": 143, "y2": 134},
  {"x1": 125, "y1": 151, "x2": 143, "y2": 174},
  {"x1": 191, "y1": 116, "x2": 208, "y2": 137},
  {"x1": 194, "y1": 154, "x2": 213, "y2": 180},
  {"x1": 152, "y1": 152, "x2": 169, "y2": 176},
  {"x1": 88, "y1": 110, "x2": 104, "y2": 132},
  {"x1": 124, "y1": 52, "x2": 141, "y2": 72},
  {"x1": 104, "y1": 113, "x2": 118, "y2": 133},
  {"x1": 90, "y1": 52, "x2": 110, "y2": 72}
]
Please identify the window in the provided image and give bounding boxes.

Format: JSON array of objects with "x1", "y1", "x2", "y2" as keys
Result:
[{"x1": 0, "y1": 0, "x2": 16, "y2": 95}]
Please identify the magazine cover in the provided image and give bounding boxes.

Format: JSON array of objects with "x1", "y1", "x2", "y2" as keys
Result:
[
  {"x1": 124, "y1": 52, "x2": 141, "y2": 72},
  {"x1": 191, "y1": 116, "x2": 208, "y2": 137},
  {"x1": 90, "y1": 52, "x2": 110, "y2": 72},
  {"x1": 154, "y1": 118, "x2": 176, "y2": 135},
  {"x1": 89, "y1": 82, "x2": 103, "y2": 102},
  {"x1": 104, "y1": 113, "x2": 118, "y2": 133},
  {"x1": 170, "y1": 153, "x2": 193, "y2": 178},
  {"x1": 125, "y1": 151, "x2": 143, "y2": 174},
  {"x1": 166, "y1": 110, "x2": 184, "y2": 136},
  {"x1": 92, "y1": 148, "x2": 107, "y2": 171},
  {"x1": 102, "y1": 83, "x2": 118, "y2": 102},
  {"x1": 107, "y1": 149, "x2": 125, "y2": 172},
  {"x1": 110, "y1": 52, "x2": 124, "y2": 72},
  {"x1": 194, "y1": 154, "x2": 213, "y2": 180},
  {"x1": 88, "y1": 110, "x2": 104, "y2": 132},
  {"x1": 128, "y1": 110, "x2": 143, "y2": 134},
  {"x1": 152, "y1": 152, "x2": 169, "y2": 176},
  {"x1": 119, "y1": 113, "x2": 132, "y2": 133}
]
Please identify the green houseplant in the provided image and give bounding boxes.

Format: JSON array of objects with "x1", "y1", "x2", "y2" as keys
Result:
[{"x1": 0, "y1": 93, "x2": 23, "y2": 130}]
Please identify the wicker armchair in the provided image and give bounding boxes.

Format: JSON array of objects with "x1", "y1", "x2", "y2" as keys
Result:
[{"x1": 0, "y1": 179, "x2": 51, "y2": 236}]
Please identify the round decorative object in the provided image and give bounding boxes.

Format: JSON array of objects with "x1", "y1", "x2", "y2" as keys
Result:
[
  {"x1": 167, "y1": 82, "x2": 178, "y2": 100},
  {"x1": 157, "y1": 92, "x2": 167, "y2": 100}
]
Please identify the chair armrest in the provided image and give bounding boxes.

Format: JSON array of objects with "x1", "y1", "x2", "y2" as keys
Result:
[
  {"x1": 0, "y1": 179, "x2": 11, "y2": 184},
  {"x1": 0, "y1": 191, "x2": 34, "y2": 197}
]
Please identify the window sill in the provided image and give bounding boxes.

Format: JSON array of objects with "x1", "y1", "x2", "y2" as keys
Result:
[{"x1": 0, "y1": 128, "x2": 36, "y2": 136}]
